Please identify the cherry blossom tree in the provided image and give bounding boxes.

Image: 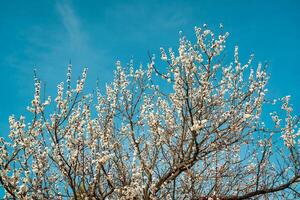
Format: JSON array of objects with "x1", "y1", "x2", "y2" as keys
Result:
[{"x1": 1, "y1": 24, "x2": 299, "y2": 199}]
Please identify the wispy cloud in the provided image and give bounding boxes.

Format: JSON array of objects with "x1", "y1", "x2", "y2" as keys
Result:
[
  {"x1": 56, "y1": 0, "x2": 88, "y2": 52},
  {"x1": 4, "y1": 0, "x2": 111, "y2": 99}
]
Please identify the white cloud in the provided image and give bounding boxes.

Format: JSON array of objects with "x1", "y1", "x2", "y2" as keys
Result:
[
  {"x1": 4, "y1": 0, "x2": 111, "y2": 98},
  {"x1": 56, "y1": 0, "x2": 87, "y2": 51}
]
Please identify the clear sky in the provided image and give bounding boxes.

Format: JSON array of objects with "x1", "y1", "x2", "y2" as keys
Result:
[{"x1": 0, "y1": 0, "x2": 300, "y2": 196}]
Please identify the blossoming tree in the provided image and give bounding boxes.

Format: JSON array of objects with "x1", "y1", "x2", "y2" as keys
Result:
[{"x1": 1, "y1": 25, "x2": 299, "y2": 199}]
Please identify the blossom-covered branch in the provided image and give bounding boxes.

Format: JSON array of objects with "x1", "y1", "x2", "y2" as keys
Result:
[{"x1": 0, "y1": 24, "x2": 299, "y2": 199}]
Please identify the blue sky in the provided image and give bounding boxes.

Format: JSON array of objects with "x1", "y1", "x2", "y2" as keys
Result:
[
  {"x1": 1, "y1": 0, "x2": 300, "y2": 136},
  {"x1": 0, "y1": 0, "x2": 300, "y2": 196}
]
